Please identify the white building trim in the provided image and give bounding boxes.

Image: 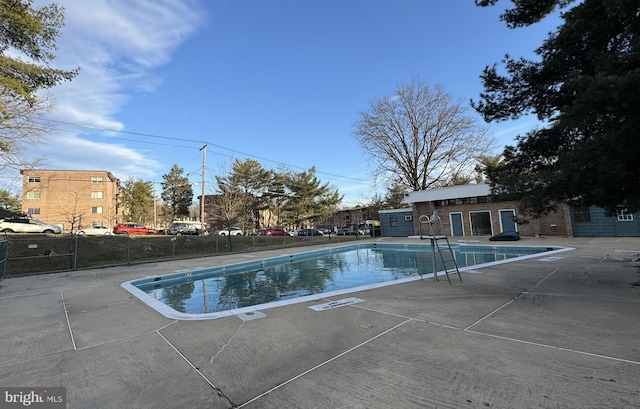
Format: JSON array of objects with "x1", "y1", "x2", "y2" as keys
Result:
[{"x1": 403, "y1": 183, "x2": 491, "y2": 204}]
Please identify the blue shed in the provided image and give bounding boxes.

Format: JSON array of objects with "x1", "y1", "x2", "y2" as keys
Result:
[
  {"x1": 379, "y1": 208, "x2": 414, "y2": 237},
  {"x1": 570, "y1": 205, "x2": 640, "y2": 237}
]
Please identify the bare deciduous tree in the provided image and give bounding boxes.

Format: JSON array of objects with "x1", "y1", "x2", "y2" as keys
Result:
[
  {"x1": 0, "y1": 91, "x2": 54, "y2": 171},
  {"x1": 353, "y1": 79, "x2": 496, "y2": 191},
  {"x1": 56, "y1": 189, "x2": 84, "y2": 233}
]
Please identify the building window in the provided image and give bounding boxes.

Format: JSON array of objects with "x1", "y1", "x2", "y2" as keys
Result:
[
  {"x1": 91, "y1": 191, "x2": 104, "y2": 199},
  {"x1": 26, "y1": 192, "x2": 40, "y2": 199},
  {"x1": 617, "y1": 208, "x2": 633, "y2": 222},
  {"x1": 91, "y1": 206, "x2": 103, "y2": 214},
  {"x1": 91, "y1": 176, "x2": 104, "y2": 184},
  {"x1": 390, "y1": 215, "x2": 398, "y2": 227},
  {"x1": 28, "y1": 176, "x2": 41, "y2": 183},
  {"x1": 27, "y1": 208, "x2": 40, "y2": 215},
  {"x1": 574, "y1": 207, "x2": 591, "y2": 222}
]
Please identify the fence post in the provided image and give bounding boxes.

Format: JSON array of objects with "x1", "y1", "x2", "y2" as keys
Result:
[
  {"x1": 73, "y1": 234, "x2": 78, "y2": 271},
  {"x1": 0, "y1": 236, "x2": 8, "y2": 281}
]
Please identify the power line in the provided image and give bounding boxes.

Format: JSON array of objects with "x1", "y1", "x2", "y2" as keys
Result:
[
  {"x1": 51, "y1": 126, "x2": 197, "y2": 150},
  {"x1": 44, "y1": 118, "x2": 372, "y2": 185}
]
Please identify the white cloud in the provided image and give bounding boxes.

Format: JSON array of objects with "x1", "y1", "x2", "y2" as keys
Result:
[
  {"x1": 34, "y1": 134, "x2": 162, "y2": 180},
  {"x1": 25, "y1": 0, "x2": 207, "y2": 177},
  {"x1": 60, "y1": 0, "x2": 205, "y2": 68}
]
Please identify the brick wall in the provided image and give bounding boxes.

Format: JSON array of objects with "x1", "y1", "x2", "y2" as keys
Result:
[
  {"x1": 21, "y1": 170, "x2": 120, "y2": 232},
  {"x1": 411, "y1": 199, "x2": 571, "y2": 237}
]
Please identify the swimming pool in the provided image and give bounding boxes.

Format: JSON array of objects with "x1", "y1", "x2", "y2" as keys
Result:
[{"x1": 122, "y1": 242, "x2": 571, "y2": 320}]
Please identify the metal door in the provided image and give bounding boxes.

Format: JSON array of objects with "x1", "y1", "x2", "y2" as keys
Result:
[
  {"x1": 450, "y1": 212, "x2": 463, "y2": 236},
  {"x1": 500, "y1": 210, "x2": 517, "y2": 232}
]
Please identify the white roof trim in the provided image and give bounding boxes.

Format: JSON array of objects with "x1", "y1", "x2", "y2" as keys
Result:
[
  {"x1": 403, "y1": 183, "x2": 491, "y2": 203},
  {"x1": 379, "y1": 208, "x2": 412, "y2": 214}
]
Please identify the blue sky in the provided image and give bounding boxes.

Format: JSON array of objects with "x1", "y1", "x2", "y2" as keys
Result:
[{"x1": 17, "y1": 0, "x2": 562, "y2": 207}]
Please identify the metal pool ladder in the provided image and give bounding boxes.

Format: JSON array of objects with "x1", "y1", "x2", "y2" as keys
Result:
[{"x1": 418, "y1": 210, "x2": 462, "y2": 284}]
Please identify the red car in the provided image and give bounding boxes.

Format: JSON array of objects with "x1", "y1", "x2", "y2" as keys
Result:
[
  {"x1": 113, "y1": 223, "x2": 158, "y2": 235},
  {"x1": 259, "y1": 228, "x2": 288, "y2": 236}
]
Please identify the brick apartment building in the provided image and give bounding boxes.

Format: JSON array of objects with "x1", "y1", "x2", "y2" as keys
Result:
[
  {"x1": 20, "y1": 169, "x2": 121, "y2": 232},
  {"x1": 330, "y1": 206, "x2": 372, "y2": 230}
]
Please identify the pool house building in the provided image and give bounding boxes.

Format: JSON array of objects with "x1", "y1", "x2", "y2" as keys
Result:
[{"x1": 399, "y1": 183, "x2": 572, "y2": 238}]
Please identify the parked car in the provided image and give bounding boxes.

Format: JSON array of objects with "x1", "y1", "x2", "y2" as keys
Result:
[
  {"x1": 113, "y1": 223, "x2": 158, "y2": 235},
  {"x1": 299, "y1": 228, "x2": 324, "y2": 236},
  {"x1": 0, "y1": 217, "x2": 62, "y2": 234},
  {"x1": 170, "y1": 221, "x2": 209, "y2": 235},
  {"x1": 259, "y1": 228, "x2": 288, "y2": 236},
  {"x1": 337, "y1": 228, "x2": 355, "y2": 235},
  {"x1": 214, "y1": 227, "x2": 243, "y2": 236},
  {"x1": 76, "y1": 225, "x2": 113, "y2": 236},
  {"x1": 288, "y1": 229, "x2": 300, "y2": 236},
  {"x1": 167, "y1": 223, "x2": 198, "y2": 235}
]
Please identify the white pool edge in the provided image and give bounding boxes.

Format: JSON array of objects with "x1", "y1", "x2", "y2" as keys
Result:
[{"x1": 120, "y1": 245, "x2": 575, "y2": 321}]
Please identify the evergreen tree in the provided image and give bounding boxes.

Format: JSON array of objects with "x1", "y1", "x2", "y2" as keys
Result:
[
  {"x1": 161, "y1": 165, "x2": 193, "y2": 220},
  {"x1": 0, "y1": 0, "x2": 78, "y2": 108},
  {"x1": 385, "y1": 183, "x2": 409, "y2": 209},
  {"x1": 227, "y1": 158, "x2": 270, "y2": 232},
  {"x1": 282, "y1": 167, "x2": 342, "y2": 227},
  {"x1": 0, "y1": 0, "x2": 78, "y2": 172},
  {"x1": 120, "y1": 178, "x2": 153, "y2": 224},
  {"x1": 474, "y1": 0, "x2": 640, "y2": 215},
  {"x1": 0, "y1": 188, "x2": 21, "y2": 218}
]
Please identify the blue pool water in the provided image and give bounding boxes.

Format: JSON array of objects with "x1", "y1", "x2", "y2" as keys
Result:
[{"x1": 122, "y1": 242, "x2": 570, "y2": 319}]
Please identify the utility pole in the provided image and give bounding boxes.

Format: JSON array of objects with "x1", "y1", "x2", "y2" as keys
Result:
[
  {"x1": 200, "y1": 143, "x2": 207, "y2": 235},
  {"x1": 153, "y1": 183, "x2": 157, "y2": 228}
]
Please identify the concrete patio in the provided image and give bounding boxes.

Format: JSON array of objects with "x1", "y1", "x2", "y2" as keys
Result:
[{"x1": 0, "y1": 236, "x2": 639, "y2": 408}]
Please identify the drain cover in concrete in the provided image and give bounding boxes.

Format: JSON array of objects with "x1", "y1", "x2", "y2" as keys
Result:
[
  {"x1": 237, "y1": 311, "x2": 266, "y2": 321},
  {"x1": 309, "y1": 297, "x2": 364, "y2": 311},
  {"x1": 539, "y1": 256, "x2": 565, "y2": 261}
]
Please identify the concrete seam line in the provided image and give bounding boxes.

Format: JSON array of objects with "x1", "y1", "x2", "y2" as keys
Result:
[
  {"x1": 351, "y1": 304, "x2": 463, "y2": 331},
  {"x1": 75, "y1": 331, "x2": 159, "y2": 351},
  {"x1": 237, "y1": 318, "x2": 414, "y2": 408},
  {"x1": 464, "y1": 267, "x2": 560, "y2": 331},
  {"x1": 465, "y1": 329, "x2": 640, "y2": 366},
  {"x1": 60, "y1": 290, "x2": 77, "y2": 351},
  {"x1": 89, "y1": 270, "x2": 108, "y2": 285},
  {"x1": 155, "y1": 329, "x2": 235, "y2": 406}
]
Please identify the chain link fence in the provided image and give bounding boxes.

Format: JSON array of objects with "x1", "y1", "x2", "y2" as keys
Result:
[{"x1": 2, "y1": 233, "x2": 362, "y2": 277}]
